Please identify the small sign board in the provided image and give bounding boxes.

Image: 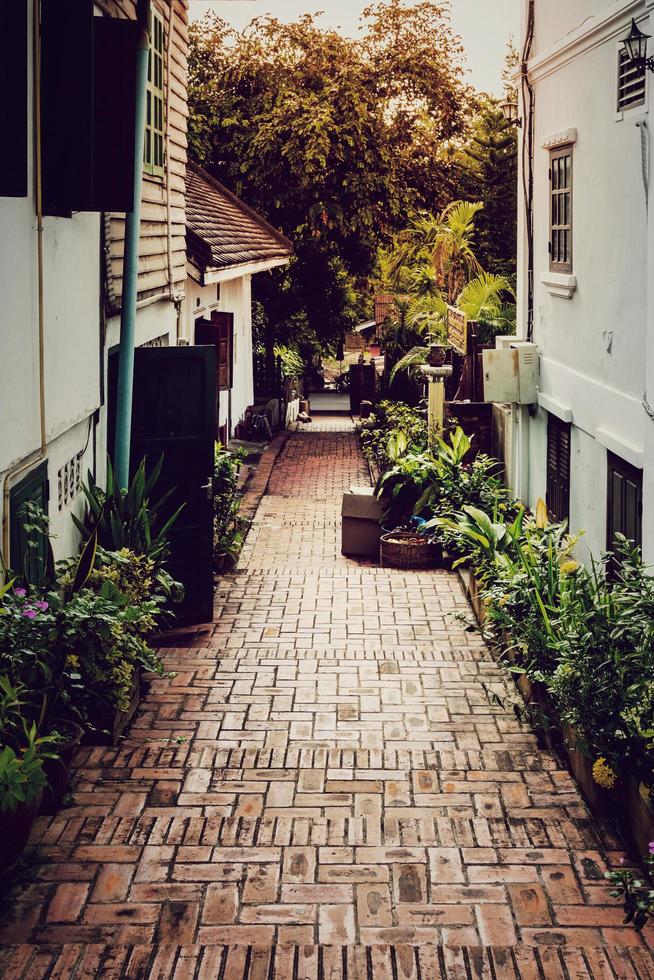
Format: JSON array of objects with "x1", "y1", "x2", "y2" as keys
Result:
[{"x1": 447, "y1": 306, "x2": 467, "y2": 355}]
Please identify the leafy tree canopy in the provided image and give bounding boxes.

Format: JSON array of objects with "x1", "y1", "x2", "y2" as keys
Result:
[{"x1": 188, "y1": 1, "x2": 471, "y2": 345}]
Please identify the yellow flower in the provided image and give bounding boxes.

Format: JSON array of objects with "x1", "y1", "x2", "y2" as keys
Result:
[
  {"x1": 592, "y1": 757, "x2": 617, "y2": 790},
  {"x1": 560, "y1": 560, "x2": 580, "y2": 576}
]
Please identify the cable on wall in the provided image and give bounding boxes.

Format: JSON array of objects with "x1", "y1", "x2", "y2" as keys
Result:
[{"x1": 521, "y1": 1, "x2": 536, "y2": 342}]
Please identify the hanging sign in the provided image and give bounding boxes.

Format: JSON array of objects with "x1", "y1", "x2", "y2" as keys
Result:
[{"x1": 447, "y1": 306, "x2": 468, "y2": 355}]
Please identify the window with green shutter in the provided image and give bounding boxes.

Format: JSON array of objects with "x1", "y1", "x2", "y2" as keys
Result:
[{"x1": 144, "y1": 6, "x2": 164, "y2": 177}]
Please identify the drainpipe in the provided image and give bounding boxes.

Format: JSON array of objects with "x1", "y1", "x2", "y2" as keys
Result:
[
  {"x1": 2, "y1": 0, "x2": 47, "y2": 566},
  {"x1": 113, "y1": 3, "x2": 150, "y2": 489}
]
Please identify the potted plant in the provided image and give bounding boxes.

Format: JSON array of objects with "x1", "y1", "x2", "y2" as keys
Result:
[
  {"x1": 57, "y1": 549, "x2": 170, "y2": 745},
  {"x1": 0, "y1": 676, "x2": 59, "y2": 873}
]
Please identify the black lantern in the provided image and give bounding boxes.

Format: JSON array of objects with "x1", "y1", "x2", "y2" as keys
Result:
[
  {"x1": 500, "y1": 100, "x2": 522, "y2": 127},
  {"x1": 622, "y1": 18, "x2": 653, "y2": 71}
]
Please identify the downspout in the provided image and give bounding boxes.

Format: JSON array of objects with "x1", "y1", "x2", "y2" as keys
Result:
[
  {"x1": 113, "y1": 3, "x2": 150, "y2": 489},
  {"x1": 165, "y1": 0, "x2": 174, "y2": 301},
  {"x1": 2, "y1": 0, "x2": 47, "y2": 565},
  {"x1": 521, "y1": 0, "x2": 536, "y2": 342}
]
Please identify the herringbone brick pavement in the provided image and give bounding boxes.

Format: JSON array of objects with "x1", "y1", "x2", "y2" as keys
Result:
[{"x1": 0, "y1": 416, "x2": 652, "y2": 977}]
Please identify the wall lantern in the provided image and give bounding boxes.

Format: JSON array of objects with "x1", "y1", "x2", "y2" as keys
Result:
[
  {"x1": 499, "y1": 100, "x2": 522, "y2": 127},
  {"x1": 621, "y1": 18, "x2": 654, "y2": 71}
]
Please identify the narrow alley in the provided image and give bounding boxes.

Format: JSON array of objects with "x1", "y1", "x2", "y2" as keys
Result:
[{"x1": 1, "y1": 419, "x2": 653, "y2": 978}]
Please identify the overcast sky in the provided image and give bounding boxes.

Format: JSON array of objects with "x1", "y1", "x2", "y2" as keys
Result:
[{"x1": 188, "y1": 0, "x2": 521, "y2": 96}]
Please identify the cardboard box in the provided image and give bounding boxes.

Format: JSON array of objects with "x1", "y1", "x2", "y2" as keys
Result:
[{"x1": 341, "y1": 486, "x2": 383, "y2": 557}]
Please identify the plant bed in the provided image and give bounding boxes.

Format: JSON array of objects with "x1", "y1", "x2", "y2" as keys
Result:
[
  {"x1": 459, "y1": 565, "x2": 654, "y2": 863},
  {"x1": 380, "y1": 531, "x2": 442, "y2": 570},
  {"x1": 0, "y1": 791, "x2": 43, "y2": 876},
  {"x1": 40, "y1": 718, "x2": 84, "y2": 815},
  {"x1": 82, "y1": 668, "x2": 141, "y2": 747}
]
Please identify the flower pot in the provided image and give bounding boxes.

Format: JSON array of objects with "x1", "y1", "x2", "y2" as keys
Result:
[
  {"x1": 0, "y1": 792, "x2": 43, "y2": 875},
  {"x1": 83, "y1": 667, "x2": 141, "y2": 747},
  {"x1": 40, "y1": 718, "x2": 84, "y2": 815},
  {"x1": 380, "y1": 531, "x2": 442, "y2": 570}
]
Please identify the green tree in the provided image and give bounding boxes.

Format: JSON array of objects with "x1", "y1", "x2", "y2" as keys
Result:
[
  {"x1": 453, "y1": 98, "x2": 518, "y2": 277},
  {"x1": 187, "y1": 4, "x2": 469, "y2": 346}
]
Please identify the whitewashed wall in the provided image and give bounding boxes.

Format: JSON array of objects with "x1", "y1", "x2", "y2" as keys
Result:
[
  {"x1": 183, "y1": 272, "x2": 254, "y2": 438},
  {"x1": 517, "y1": 0, "x2": 654, "y2": 559},
  {"x1": 0, "y1": 0, "x2": 102, "y2": 562}
]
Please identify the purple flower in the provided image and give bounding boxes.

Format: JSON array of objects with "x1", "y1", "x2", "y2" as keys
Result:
[
  {"x1": 22, "y1": 609, "x2": 37, "y2": 619},
  {"x1": 648, "y1": 841, "x2": 654, "y2": 854},
  {"x1": 34, "y1": 600, "x2": 49, "y2": 611},
  {"x1": 13, "y1": 587, "x2": 27, "y2": 597}
]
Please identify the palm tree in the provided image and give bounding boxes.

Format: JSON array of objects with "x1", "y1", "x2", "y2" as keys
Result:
[
  {"x1": 389, "y1": 201, "x2": 484, "y2": 303},
  {"x1": 390, "y1": 272, "x2": 515, "y2": 380}
]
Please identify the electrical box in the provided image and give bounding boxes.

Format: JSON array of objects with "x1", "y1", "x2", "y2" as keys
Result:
[
  {"x1": 482, "y1": 341, "x2": 539, "y2": 405},
  {"x1": 512, "y1": 341, "x2": 539, "y2": 404}
]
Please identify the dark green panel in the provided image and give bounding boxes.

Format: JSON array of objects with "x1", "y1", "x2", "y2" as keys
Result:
[{"x1": 9, "y1": 462, "x2": 49, "y2": 587}]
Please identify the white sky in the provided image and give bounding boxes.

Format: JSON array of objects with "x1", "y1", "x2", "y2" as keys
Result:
[{"x1": 188, "y1": 0, "x2": 521, "y2": 96}]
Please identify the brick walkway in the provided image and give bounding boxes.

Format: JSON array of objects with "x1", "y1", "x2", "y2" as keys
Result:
[{"x1": 2, "y1": 416, "x2": 654, "y2": 978}]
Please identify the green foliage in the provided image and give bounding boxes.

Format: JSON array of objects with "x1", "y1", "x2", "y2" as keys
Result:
[
  {"x1": 606, "y1": 847, "x2": 654, "y2": 933},
  {"x1": 188, "y1": 3, "x2": 469, "y2": 345},
  {"x1": 273, "y1": 345, "x2": 304, "y2": 380},
  {"x1": 0, "y1": 677, "x2": 60, "y2": 814},
  {"x1": 213, "y1": 444, "x2": 248, "y2": 571},
  {"x1": 359, "y1": 400, "x2": 429, "y2": 473},
  {"x1": 451, "y1": 97, "x2": 518, "y2": 278},
  {"x1": 73, "y1": 457, "x2": 184, "y2": 572}
]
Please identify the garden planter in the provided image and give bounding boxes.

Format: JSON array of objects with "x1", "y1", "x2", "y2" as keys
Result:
[
  {"x1": 0, "y1": 792, "x2": 43, "y2": 875},
  {"x1": 459, "y1": 565, "x2": 654, "y2": 867},
  {"x1": 562, "y1": 728, "x2": 618, "y2": 820},
  {"x1": 83, "y1": 668, "x2": 141, "y2": 746},
  {"x1": 380, "y1": 531, "x2": 442, "y2": 570},
  {"x1": 40, "y1": 719, "x2": 84, "y2": 815},
  {"x1": 621, "y1": 775, "x2": 654, "y2": 863}
]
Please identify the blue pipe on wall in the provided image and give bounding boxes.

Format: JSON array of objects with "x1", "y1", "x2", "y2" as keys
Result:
[{"x1": 114, "y1": 16, "x2": 150, "y2": 489}]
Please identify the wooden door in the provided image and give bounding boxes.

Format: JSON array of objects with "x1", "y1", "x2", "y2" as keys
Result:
[
  {"x1": 130, "y1": 346, "x2": 217, "y2": 625},
  {"x1": 607, "y1": 451, "x2": 642, "y2": 553},
  {"x1": 195, "y1": 312, "x2": 234, "y2": 437}
]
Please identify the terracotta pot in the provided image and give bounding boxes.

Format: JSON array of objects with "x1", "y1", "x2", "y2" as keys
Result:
[
  {"x1": 0, "y1": 792, "x2": 43, "y2": 875},
  {"x1": 40, "y1": 718, "x2": 84, "y2": 815}
]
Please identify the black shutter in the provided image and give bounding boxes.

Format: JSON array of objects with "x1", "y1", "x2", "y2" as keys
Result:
[
  {"x1": 41, "y1": 1, "x2": 138, "y2": 214},
  {"x1": 0, "y1": 0, "x2": 28, "y2": 197},
  {"x1": 607, "y1": 452, "x2": 642, "y2": 553},
  {"x1": 546, "y1": 414, "x2": 571, "y2": 523},
  {"x1": 92, "y1": 17, "x2": 138, "y2": 212},
  {"x1": 41, "y1": 0, "x2": 95, "y2": 214}
]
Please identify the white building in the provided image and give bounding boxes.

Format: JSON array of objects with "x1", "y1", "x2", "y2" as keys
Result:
[
  {"x1": 0, "y1": 1, "x2": 188, "y2": 570},
  {"x1": 182, "y1": 162, "x2": 293, "y2": 440},
  {"x1": 514, "y1": 0, "x2": 654, "y2": 560}
]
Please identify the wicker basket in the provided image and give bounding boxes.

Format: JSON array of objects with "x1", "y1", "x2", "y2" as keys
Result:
[{"x1": 380, "y1": 531, "x2": 442, "y2": 570}]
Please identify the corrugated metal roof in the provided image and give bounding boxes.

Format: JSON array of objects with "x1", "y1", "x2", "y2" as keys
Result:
[{"x1": 185, "y1": 161, "x2": 293, "y2": 272}]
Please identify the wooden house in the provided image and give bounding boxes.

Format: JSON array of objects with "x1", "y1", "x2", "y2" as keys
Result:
[{"x1": 183, "y1": 162, "x2": 293, "y2": 440}]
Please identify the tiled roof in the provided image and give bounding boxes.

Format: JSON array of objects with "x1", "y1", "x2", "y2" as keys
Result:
[{"x1": 185, "y1": 161, "x2": 293, "y2": 272}]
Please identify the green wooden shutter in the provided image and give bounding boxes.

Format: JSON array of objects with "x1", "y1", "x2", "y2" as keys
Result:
[{"x1": 9, "y1": 462, "x2": 49, "y2": 587}]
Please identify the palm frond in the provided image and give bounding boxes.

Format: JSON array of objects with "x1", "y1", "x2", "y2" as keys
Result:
[{"x1": 390, "y1": 346, "x2": 430, "y2": 381}]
